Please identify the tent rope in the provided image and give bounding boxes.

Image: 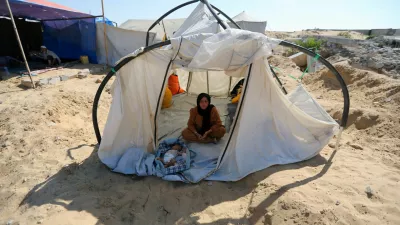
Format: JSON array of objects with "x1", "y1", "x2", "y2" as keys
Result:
[
  {"x1": 271, "y1": 53, "x2": 320, "y2": 82},
  {"x1": 299, "y1": 54, "x2": 320, "y2": 80},
  {"x1": 270, "y1": 66, "x2": 297, "y2": 81}
]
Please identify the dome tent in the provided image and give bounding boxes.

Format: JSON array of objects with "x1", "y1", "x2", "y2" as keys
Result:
[
  {"x1": 227, "y1": 11, "x2": 267, "y2": 34},
  {"x1": 92, "y1": 0, "x2": 350, "y2": 182}
]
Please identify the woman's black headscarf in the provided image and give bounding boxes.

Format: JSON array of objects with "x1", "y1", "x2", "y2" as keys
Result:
[{"x1": 196, "y1": 93, "x2": 214, "y2": 135}]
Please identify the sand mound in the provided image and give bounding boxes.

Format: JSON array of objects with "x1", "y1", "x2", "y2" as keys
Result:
[{"x1": 302, "y1": 60, "x2": 400, "y2": 160}]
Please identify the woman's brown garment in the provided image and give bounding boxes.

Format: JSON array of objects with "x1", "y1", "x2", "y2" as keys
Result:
[{"x1": 182, "y1": 107, "x2": 226, "y2": 143}]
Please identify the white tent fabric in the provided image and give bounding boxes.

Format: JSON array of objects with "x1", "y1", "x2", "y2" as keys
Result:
[
  {"x1": 227, "y1": 11, "x2": 266, "y2": 34},
  {"x1": 98, "y1": 3, "x2": 339, "y2": 182},
  {"x1": 120, "y1": 18, "x2": 185, "y2": 41},
  {"x1": 209, "y1": 59, "x2": 337, "y2": 181},
  {"x1": 96, "y1": 23, "x2": 157, "y2": 65},
  {"x1": 172, "y1": 2, "x2": 222, "y2": 38},
  {"x1": 99, "y1": 48, "x2": 173, "y2": 168}
]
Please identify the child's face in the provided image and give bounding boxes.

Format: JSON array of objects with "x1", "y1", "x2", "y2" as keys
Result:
[{"x1": 172, "y1": 144, "x2": 182, "y2": 151}]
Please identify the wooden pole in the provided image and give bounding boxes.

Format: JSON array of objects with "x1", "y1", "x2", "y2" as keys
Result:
[
  {"x1": 101, "y1": 0, "x2": 109, "y2": 65},
  {"x1": 5, "y1": 0, "x2": 35, "y2": 88}
]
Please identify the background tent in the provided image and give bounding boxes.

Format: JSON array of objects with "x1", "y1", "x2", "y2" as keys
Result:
[
  {"x1": 120, "y1": 18, "x2": 185, "y2": 42},
  {"x1": 0, "y1": 0, "x2": 98, "y2": 63},
  {"x1": 96, "y1": 23, "x2": 157, "y2": 65},
  {"x1": 227, "y1": 11, "x2": 266, "y2": 34}
]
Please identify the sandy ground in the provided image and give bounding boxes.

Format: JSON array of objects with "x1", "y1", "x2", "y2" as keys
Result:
[
  {"x1": 0, "y1": 58, "x2": 399, "y2": 225},
  {"x1": 266, "y1": 30, "x2": 368, "y2": 40}
]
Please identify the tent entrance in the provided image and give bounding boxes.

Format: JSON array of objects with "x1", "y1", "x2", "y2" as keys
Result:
[
  {"x1": 157, "y1": 94, "x2": 230, "y2": 182},
  {"x1": 0, "y1": 17, "x2": 42, "y2": 60},
  {"x1": 0, "y1": 17, "x2": 45, "y2": 75},
  {"x1": 154, "y1": 64, "x2": 253, "y2": 182}
]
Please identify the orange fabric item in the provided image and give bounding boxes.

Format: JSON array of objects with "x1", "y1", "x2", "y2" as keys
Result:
[
  {"x1": 168, "y1": 74, "x2": 185, "y2": 95},
  {"x1": 231, "y1": 93, "x2": 241, "y2": 104},
  {"x1": 162, "y1": 87, "x2": 173, "y2": 109}
]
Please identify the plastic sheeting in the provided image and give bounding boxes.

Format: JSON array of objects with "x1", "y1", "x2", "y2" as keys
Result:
[
  {"x1": 96, "y1": 23, "x2": 157, "y2": 65},
  {"x1": 173, "y1": 3, "x2": 221, "y2": 38},
  {"x1": 43, "y1": 18, "x2": 97, "y2": 63}
]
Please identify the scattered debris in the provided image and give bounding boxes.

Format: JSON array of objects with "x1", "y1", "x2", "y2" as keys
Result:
[
  {"x1": 48, "y1": 77, "x2": 61, "y2": 85},
  {"x1": 78, "y1": 74, "x2": 88, "y2": 79},
  {"x1": 20, "y1": 79, "x2": 37, "y2": 88},
  {"x1": 105, "y1": 85, "x2": 111, "y2": 94},
  {"x1": 95, "y1": 78, "x2": 102, "y2": 84},
  {"x1": 336, "y1": 200, "x2": 340, "y2": 205},
  {"x1": 207, "y1": 181, "x2": 213, "y2": 186},
  {"x1": 281, "y1": 202, "x2": 290, "y2": 210},
  {"x1": 365, "y1": 186, "x2": 373, "y2": 198},
  {"x1": 328, "y1": 143, "x2": 335, "y2": 148},
  {"x1": 349, "y1": 143, "x2": 363, "y2": 150},
  {"x1": 90, "y1": 67, "x2": 103, "y2": 73},
  {"x1": 77, "y1": 69, "x2": 90, "y2": 79},
  {"x1": 38, "y1": 78, "x2": 49, "y2": 86},
  {"x1": 59, "y1": 89, "x2": 64, "y2": 92},
  {"x1": 60, "y1": 75, "x2": 69, "y2": 81},
  {"x1": 66, "y1": 74, "x2": 78, "y2": 79}
]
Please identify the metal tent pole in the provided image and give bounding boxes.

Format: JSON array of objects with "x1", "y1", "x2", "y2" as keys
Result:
[
  {"x1": 145, "y1": 0, "x2": 199, "y2": 46},
  {"x1": 101, "y1": 0, "x2": 109, "y2": 65},
  {"x1": 5, "y1": 0, "x2": 35, "y2": 89},
  {"x1": 206, "y1": 71, "x2": 210, "y2": 94}
]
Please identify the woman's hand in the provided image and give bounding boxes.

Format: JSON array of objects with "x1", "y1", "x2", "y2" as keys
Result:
[
  {"x1": 200, "y1": 130, "x2": 212, "y2": 140},
  {"x1": 194, "y1": 132, "x2": 202, "y2": 139}
]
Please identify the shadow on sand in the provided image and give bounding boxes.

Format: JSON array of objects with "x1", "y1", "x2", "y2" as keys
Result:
[{"x1": 19, "y1": 146, "x2": 335, "y2": 225}]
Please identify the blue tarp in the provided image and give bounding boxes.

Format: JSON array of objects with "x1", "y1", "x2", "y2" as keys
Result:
[
  {"x1": 42, "y1": 19, "x2": 97, "y2": 63},
  {"x1": 96, "y1": 17, "x2": 115, "y2": 27},
  {"x1": 0, "y1": 0, "x2": 92, "y2": 20},
  {"x1": 0, "y1": 0, "x2": 97, "y2": 63}
]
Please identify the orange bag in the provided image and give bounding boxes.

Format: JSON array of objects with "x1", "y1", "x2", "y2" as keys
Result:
[
  {"x1": 162, "y1": 87, "x2": 173, "y2": 109},
  {"x1": 168, "y1": 74, "x2": 185, "y2": 95}
]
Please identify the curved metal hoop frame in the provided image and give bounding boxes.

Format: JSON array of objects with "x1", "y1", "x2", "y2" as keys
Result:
[
  {"x1": 145, "y1": 0, "x2": 242, "y2": 46},
  {"x1": 93, "y1": 1, "x2": 350, "y2": 144}
]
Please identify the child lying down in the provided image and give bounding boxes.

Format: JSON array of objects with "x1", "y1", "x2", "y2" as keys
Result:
[{"x1": 156, "y1": 144, "x2": 187, "y2": 168}]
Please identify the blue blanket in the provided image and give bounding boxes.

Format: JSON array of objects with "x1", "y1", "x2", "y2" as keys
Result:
[{"x1": 110, "y1": 138, "x2": 226, "y2": 183}]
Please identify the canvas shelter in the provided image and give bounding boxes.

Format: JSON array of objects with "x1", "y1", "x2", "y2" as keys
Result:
[
  {"x1": 96, "y1": 23, "x2": 157, "y2": 65},
  {"x1": 92, "y1": 0, "x2": 350, "y2": 183},
  {"x1": 120, "y1": 18, "x2": 186, "y2": 42},
  {"x1": 0, "y1": 0, "x2": 98, "y2": 63},
  {"x1": 227, "y1": 11, "x2": 267, "y2": 34}
]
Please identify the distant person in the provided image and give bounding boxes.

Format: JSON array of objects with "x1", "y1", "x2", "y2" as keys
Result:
[{"x1": 40, "y1": 46, "x2": 61, "y2": 66}]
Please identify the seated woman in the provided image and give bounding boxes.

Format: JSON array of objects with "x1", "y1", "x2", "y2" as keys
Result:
[{"x1": 182, "y1": 93, "x2": 226, "y2": 143}]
